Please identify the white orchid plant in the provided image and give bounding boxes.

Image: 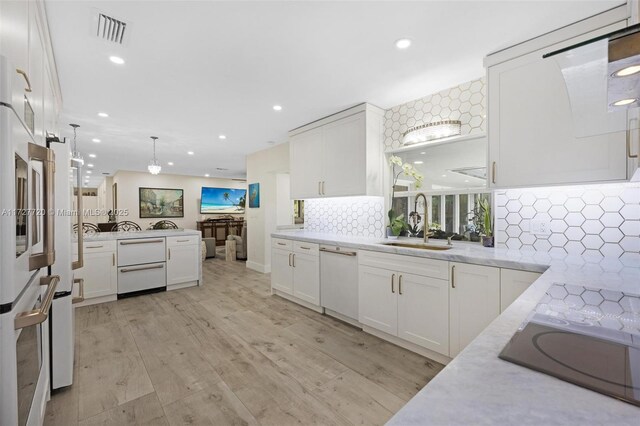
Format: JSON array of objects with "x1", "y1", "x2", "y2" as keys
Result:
[{"x1": 388, "y1": 155, "x2": 424, "y2": 236}]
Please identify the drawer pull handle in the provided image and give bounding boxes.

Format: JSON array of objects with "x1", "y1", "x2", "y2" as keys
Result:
[
  {"x1": 120, "y1": 264, "x2": 164, "y2": 273},
  {"x1": 176, "y1": 239, "x2": 190, "y2": 242},
  {"x1": 277, "y1": 242, "x2": 287, "y2": 246},
  {"x1": 300, "y1": 246, "x2": 311, "y2": 250},
  {"x1": 119, "y1": 239, "x2": 164, "y2": 245},
  {"x1": 72, "y1": 278, "x2": 85, "y2": 304},
  {"x1": 391, "y1": 273, "x2": 395, "y2": 294},
  {"x1": 86, "y1": 245, "x2": 104, "y2": 249},
  {"x1": 14, "y1": 275, "x2": 58, "y2": 329}
]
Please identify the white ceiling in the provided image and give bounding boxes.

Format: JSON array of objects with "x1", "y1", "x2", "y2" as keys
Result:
[{"x1": 46, "y1": 0, "x2": 625, "y2": 186}]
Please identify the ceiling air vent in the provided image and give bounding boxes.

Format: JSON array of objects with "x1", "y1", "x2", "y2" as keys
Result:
[{"x1": 96, "y1": 13, "x2": 127, "y2": 44}]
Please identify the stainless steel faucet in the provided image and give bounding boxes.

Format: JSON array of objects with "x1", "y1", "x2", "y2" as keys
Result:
[{"x1": 414, "y1": 193, "x2": 434, "y2": 243}]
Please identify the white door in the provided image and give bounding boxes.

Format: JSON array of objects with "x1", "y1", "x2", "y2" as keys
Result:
[
  {"x1": 488, "y1": 23, "x2": 628, "y2": 188},
  {"x1": 271, "y1": 248, "x2": 293, "y2": 294},
  {"x1": 292, "y1": 252, "x2": 319, "y2": 305},
  {"x1": 397, "y1": 273, "x2": 450, "y2": 356},
  {"x1": 500, "y1": 269, "x2": 541, "y2": 312},
  {"x1": 290, "y1": 127, "x2": 323, "y2": 199},
  {"x1": 321, "y1": 112, "x2": 366, "y2": 197},
  {"x1": 358, "y1": 265, "x2": 397, "y2": 336},
  {"x1": 449, "y1": 262, "x2": 500, "y2": 357},
  {"x1": 75, "y1": 251, "x2": 117, "y2": 300},
  {"x1": 167, "y1": 244, "x2": 199, "y2": 286}
]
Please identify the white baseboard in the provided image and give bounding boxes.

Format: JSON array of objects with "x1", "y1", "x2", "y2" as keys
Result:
[
  {"x1": 272, "y1": 290, "x2": 324, "y2": 313},
  {"x1": 324, "y1": 308, "x2": 362, "y2": 328},
  {"x1": 363, "y1": 325, "x2": 452, "y2": 365},
  {"x1": 168, "y1": 281, "x2": 198, "y2": 291},
  {"x1": 246, "y1": 260, "x2": 269, "y2": 273},
  {"x1": 74, "y1": 294, "x2": 117, "y2": 308}
]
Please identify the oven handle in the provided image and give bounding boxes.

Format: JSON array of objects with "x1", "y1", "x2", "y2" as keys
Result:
[
  {"x1": 72, "y1": 278, "x2": 84, "y2": 304},
  {"x1": 72, "y1": 162, "x2": 84, "y2": 270},
  {"x1": 28, "y1": 143, "x2": 56, "y2": 271},
  {"x1": 14, "y1": 275, "x2": 59, "y2": 330}
]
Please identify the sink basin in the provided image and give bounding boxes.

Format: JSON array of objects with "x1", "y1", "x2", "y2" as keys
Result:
[{"x1": 382, "y1": 242, "x2": 452, "y2": 251}]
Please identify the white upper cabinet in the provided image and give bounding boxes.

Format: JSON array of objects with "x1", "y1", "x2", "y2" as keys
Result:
[
  {"x1": 486, "y1": 9, "x2": 633, "y2": 188},
  {"x1": 289, "y1": 103, "x2": 384, "y2": 199}
]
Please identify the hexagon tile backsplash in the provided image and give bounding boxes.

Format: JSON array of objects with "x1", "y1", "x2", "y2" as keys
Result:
[
  {"x1": 495, "y1": 183, "x2": 640, "y2": 259},
  {"x1": 304, "y1": 196, "x2": 385, "y2": 238},
  {"x1": 383, "y1": 77, "x2": 485, "y2": 151}
]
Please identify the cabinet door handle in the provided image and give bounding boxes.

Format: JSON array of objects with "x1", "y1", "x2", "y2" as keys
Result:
[
  {"x1": 491, "y1": 162, "x2": 496, "y2": 184},
  {"x1": 16, "y1": 68, "x2": 32, "y2": 92},
  {"x1": 391, "y1": 273, "x2": 395, "y2": 293},
  {"x1": 398, "y1": 275, "x2": 403, "y2": 295},
  {"x1": 288, "y1": 253, "x2": 292, "y2": 267},
  {"x1": 451, "y1": 265, "x2": 456, "y2": 289},
  {"x1": 322, "y1": 181, "x2": 325, "y2": 195},
  {"x1": 112, "y1": 253, "x2": 115, "y2": 266},
  {"x1": 627, "y1": 123, "x2": 638, "y2": 159},
  {"x1": 72, "y1": 278, "x2": 85, "y2": 304},
  {"x1": 318, "y1": 181, "x2": 322, "y2": 195},
  {"x1": 292, "y1": 254, "x2": 295, "y2": 267},
  {"x1": 168, "y1": 248, "x2": 171, "y2": 260}
]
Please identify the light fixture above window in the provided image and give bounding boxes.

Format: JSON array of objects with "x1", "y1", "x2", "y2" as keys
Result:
[
  {"x1": 69, "y1": 123, "x2": 84, "y2": 165},
  {"x1": 402, "y1": 120, "x2": 461, "y2": 146},
  {"x1": 147, "y1": 136, "x2": 161, "y2": 175}
]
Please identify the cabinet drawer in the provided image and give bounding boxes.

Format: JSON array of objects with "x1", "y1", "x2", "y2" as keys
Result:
[
  {"x1": 75, "y1": 240, "x2": 116, "y2": 254},
  {"x1": 117, "y1": 262, "x2": 166, "y2": 294},
  {"x1": 167, "y1": 235, "x2": 199, "y2": 247},
  {"x1": 272, "y1": 238, "x2": 293, "y2": 250},
  {"x1": 359, "y1": 250, "x2": 448, "y2": 280},
  {"x1": 117, "y1": 238, "x2": 166, "y2": 266},
  {"x1": 294, "y1": 241, "x2": 319, "y2": 256}
]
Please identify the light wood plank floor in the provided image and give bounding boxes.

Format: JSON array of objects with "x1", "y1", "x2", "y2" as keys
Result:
[{"x1": 45, "y1": 254, "x2": 443, "y2": 426}]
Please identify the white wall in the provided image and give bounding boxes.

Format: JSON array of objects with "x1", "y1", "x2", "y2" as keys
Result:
[
  {"x1": 111, "y1": 170, "x2": 245, "y2": 230},
  {"x1": 246, "y1": 142, "x2": 290, "y2": 273}
]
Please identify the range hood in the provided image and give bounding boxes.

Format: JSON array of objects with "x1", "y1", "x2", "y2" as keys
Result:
[{"x1": 544, "y1": 24, "x2": 640, "y2": 138}]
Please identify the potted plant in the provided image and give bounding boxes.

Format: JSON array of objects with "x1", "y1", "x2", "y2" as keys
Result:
[
  {"x1": 478, "y1": 198, "x2": 494, "y2": 247},
  {"x1": 388, "y1": 155, "x2": 423, "y2": 238}
]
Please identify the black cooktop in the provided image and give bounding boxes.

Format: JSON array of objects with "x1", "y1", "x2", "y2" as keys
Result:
[{"x1": 499, "y1": 283, "x2": 640, "y2": 407}]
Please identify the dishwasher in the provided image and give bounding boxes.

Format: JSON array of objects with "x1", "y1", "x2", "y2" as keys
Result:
[{"x1": 320, "y1": 245, "x2": 359, "y2": 326}]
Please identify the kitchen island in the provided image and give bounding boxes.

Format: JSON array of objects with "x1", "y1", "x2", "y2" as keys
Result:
[{"x1": 271, "y1": 230, "x2": 640, "y2": 425}]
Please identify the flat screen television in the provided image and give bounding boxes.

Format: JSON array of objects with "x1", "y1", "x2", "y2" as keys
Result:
[{"x1": 200, "y1": 187, "x2": 246, "y2": 214}]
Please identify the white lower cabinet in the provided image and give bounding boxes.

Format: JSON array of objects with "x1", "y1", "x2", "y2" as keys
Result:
[
  {"x1": 500, "y1": 269, "x2": 542, "y2": 312},
  {"x1": 75, "y1": 244, "x2": 117, "y2": 300},
  {"x1": 271, "y1": 239, "x2": 320, "y2": 307},
  {"x1": 359, "y1": 266, "x2": 397, "y2": 335},
  {"x1": 449, "y1": 262, "x2": 500, "y2": 357},
  {"x1": 167, "y1": 236, "x2": 200, "y2": 287}
]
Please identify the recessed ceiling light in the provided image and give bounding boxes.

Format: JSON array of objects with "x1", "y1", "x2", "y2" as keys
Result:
[
  {"x1": 464, "y1": 180, "x2": 470, "y2": 183},
  {"x1": 92, "y1": 138, "x2": 101, "y2": 143},
  {"x1": 413, "y1": 160, "x2": 424, "y2": 164},
  {"x1": 613, "y1": 65, "x2": 640, "y2": 77},
  {"x1": 109, "y1": 56, "x2": 125, "y2": 65},
  {"x1": 87, "y1": 163, "x2": 94, "y2": 168},
  {"x1": 204, "y1": 174, "x2": 210, "y2": 177},
  {"x1": 441, "y1": 174, "x2": 447, "y2": 177},
  {"x1": 218, "y1": 135, "x2": 226, "y2": 140},
  {"x1": 273, "y1": 105, "x2": 282, "y2": 111},
  {"x1": 167, "y1": 162, "x2": 174, "y2": 166},
  {"x1": 89, "y1": 154, "x2": 96, "y2": 158},
  {"x1": 612, "y1": 98, "x2": 637, "y2": 106},
  {"x1": 86, "y1": 171, "x2": 92, "y2": 174},
  {"x1": 187, "y1": 151, "x2": 194, "y2": 155},
  {"x1": 395, "y1": 38, "x2": 412, "y2": 49},
  {"x1": 97, "y1": 112, "x2": 109, "y2": 118}
]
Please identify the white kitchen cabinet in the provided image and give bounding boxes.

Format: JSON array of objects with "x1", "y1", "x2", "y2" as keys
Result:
[
  {"x1": 74, "y1": 243, "x2": 117, "y2": 301},
  {"x1": 359, "y1": 265, "x2": 398, "y2": 336},
  {"x1": 358, "y1": 251, "x2": 450, "y2": 356},
  {"x1": 292, "y1": 252, "x2": 320, "y2": 305},
  {"x1": 500, "y1": 269, "x2": 541, "y2": 312},
  {"x1": 290, "y1": 127, "x2": 324, "y2": 198},
  {"x1": 271, "y1": 247, "x2": 294, "y2": 294},
  {"x1": 27, "y1": 4, "x2": 45, "y2": 142},
  {"x1": 167, "y1": 243, "x2": 199, "y2": 286},
  {"x1": 397, "y1": 272, "x2": 449, "y2": 355},
  {"x1": 0, "y1": 0, "x2": 29, "y2": 74},
  {"x1": 449, "y1": 262, "x2": 500, "y2": 357},
  {"x1": 486, "y1": 19, "x2": 630, "y2": 188},
  {"x1": 289, "y1": 103, "x2": 384, "y2": 199}
]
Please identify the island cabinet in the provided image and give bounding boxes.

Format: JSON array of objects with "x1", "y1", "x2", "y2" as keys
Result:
[
  {"x1": 289, "y1": 103, "x2": 384, "y2": 199},
  {"x1": 73, "y1": 241, "x2": 117, "y2": 303},
  {"x1": 271, "y1": 238, "x2": 321, "y2": 310},
  {"x1": 485, "y1": 9, "x2": 635, "y2": 188},
  {"x1": 359, "y1": 251, "x2": 450, "y2": 357},
  {"x1": 167, "y1": 235, "x2": 200, "y2": 287}
]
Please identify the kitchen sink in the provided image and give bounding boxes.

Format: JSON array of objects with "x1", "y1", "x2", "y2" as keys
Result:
[{"x1": 381, "y1": 241, "x2": 452, "y2": 251}]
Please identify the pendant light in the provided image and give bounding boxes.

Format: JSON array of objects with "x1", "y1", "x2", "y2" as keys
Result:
[
  {"x1": 69, "y1": 123, "x2": 84, "y2": 165},
  {"x1": 147, "y1": 136, "x2": 161, "y2": 175}
]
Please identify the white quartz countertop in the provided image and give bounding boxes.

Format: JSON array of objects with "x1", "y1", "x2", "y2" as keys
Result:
[
  {"x1": 272, "y1": 230, "x2": 640, "y2": 424},
  {"x1": 78, "y1": 228, "x2": 201, "y2": 242}
]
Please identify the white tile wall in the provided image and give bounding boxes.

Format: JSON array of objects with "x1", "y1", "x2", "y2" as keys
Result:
[
  {"x1": 495, "y1": 183, "x2": 640, "y2": 259},
  {"x1": 304, "y1": 196, "x2": 385, "y2": 238},
  {"x1": 383, "y1": 78, "x2": 486, "y2": 151}
]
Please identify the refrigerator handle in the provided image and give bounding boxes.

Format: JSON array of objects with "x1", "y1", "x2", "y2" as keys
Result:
[
  {"x1": 28, "y1": 143, "x2": 56, "y2": 270},
  {"x1": 72, "y1": 162, "x2": 84, "y2": 270}
]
